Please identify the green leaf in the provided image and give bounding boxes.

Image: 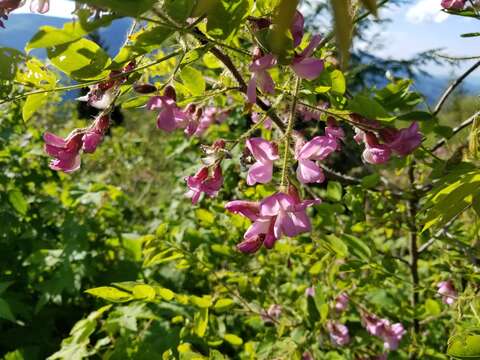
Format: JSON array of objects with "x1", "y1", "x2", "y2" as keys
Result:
[
  {"x1": 77, "y1": 0, "x2": 156, "y2": 16},
  {"x1": 223, "y1": 333, "x2": 243, "y2": 346},
  {"x1": 425, "y1": 299, "x2": 441, "y2": 316},
  {"x1": 0, "y1": 298, "x2": 15, "y2": 322},
  {"x1": 397, "y1": 111, "x2": 434, "y2": 121},
  {"x1": 331, "y1": 0, "x2": 352, "y2": 68},
  {"x1": 8, "y1": 189, "x2": 28, "y2": 215},
  {"x1": 214, "y1": 298, "x2": 234, "y2": 312},
  {"x1": 447, "y1": 334, "x2": 480, "y2": 358},
  {"x1": 361, "y1": 173, "x2": 380, "y2": 188},
  {"x1": 23, "y1": 93, "x2": 49, "y2": 122},
  {"x1": 326, "y1": 181, "x2": 342, "y2": 202},
  {"x1": 26, "y1": 26, "x2": 81, "y2": 52},
  {"x1": 422, "y1": 171, "x2": 480, "y2": 232},
  {"x1": 349, "y1": 94, "x2": 395, "y2": 122},
  {"x1": 135, "y1": 26, "x2": 174, "y2": 48},
  {"x1": 85, "y1": 286, "x2": 132, "y2": 303},
  {"x1": 47, "y1": 38, "x2": 111, "y2": 80},
  {"x1": 156, "y1": 287, "x2": 175, "y2": 301},
  {"x1": 194, "y1": 308, "x2": 209, "y2": 337},
  {"x1": 206, "y1": 0, "x2": 253, "y2": 39},
  {"x1": 179, "y1": 66, "x2": 206, "y2": 96},
  {"x1": 341, "y1": 234, "x2": 371, "y2": 261},
  {"x1": 0, "y1": 48, "x2": 24, "y2": 81},
  {"x1": 461, "y1": 32, "x2": 480, "y2": 37},
  {"x1": 164, "y1": 0, "x2": 197, "y2": 22},
  {"x1": 195, "y1": 208, "x2": 215, "y2": 225},
  {"x1": 143, "y1": 248, "x2": 184, "y2": 267},
  {"x1": 330, "y1": 69, "x2": 346, "y2": 95}
]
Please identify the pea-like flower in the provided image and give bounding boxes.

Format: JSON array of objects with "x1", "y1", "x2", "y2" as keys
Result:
[
  {"x1": 362, "y1": 313, "x2": 406, "y2": 351},
  {"x1": 326, "y1": 320, "x2": 350, "y2": 346},
  {"x1": 226, "y1": 188, "x2": 319, "y2": 253},
  {"x1": 291, "y1": 35, "x2": 324, "y2": 80},
  {"x1": 247, "y1": 53, "x2": 277, "y2": 104},
  {"x1": 245, "y1": 138, "x2": 279, "y2": 185},
  {"x1": 185, "y1": 165, "x2": 223, "y2": 204},
  {"x1": 441, "y1": 0, "x2": 465, "y2": 9},
  {"x1": 147, "y1": 86, "x2": 188, "y2": 132},
  {"x1": 295, "y1": 135, "x2": 338, "y2": 184},
  {"x1": 30, "y1": 0, "x2": 49, "y2": 13},
  {"x1": 381, "y1": 122, "x2": 422, "y2": 157},
  {"x1": 334, "y1": 293, "x2": 349, "y2": 312},
  {"x1": 437, "y1": 280, "x2": 457, "y2": 305}
]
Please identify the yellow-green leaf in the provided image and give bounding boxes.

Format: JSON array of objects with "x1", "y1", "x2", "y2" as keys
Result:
[
  {"x1": 194, "y1": 308, "x2": 209, "y2": 337},
  {"x1": 179, "y1": 66, "x2": 205, "y2": 96},
  {"x1": 223, "y1": 334, "x2": 243, "y2": 346},
  {"x1": 8, "y1": 189, "x2": 28, "y2": 215},
  {"x1": 132, "y1": 285, "x2": 156, "y2": 301},
  {"x1": 214, "y1": 298, "x2": 235, "y2": 312},
  {"x1": 23, "y1": 93, "x2": 49, "y2": 122},
  {"x1": 447, "y1": 334, "x2": 480, "y2": 358},
  {"x1": 156, "y1": 287, "x2": 175, "y2": 301},
  {"x1": 190, "y1": 295, "x2": 212, "y2": 308},
  {"x1": 85, "y1": 286, "x2": 132, "y2": 303}
]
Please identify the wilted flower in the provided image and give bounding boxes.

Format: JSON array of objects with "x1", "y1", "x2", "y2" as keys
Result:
[
  {"x1": 225, "y1": 187, "x2": 319, "y2": 253},
  {"x1": 185, "y1": 165, "x2": 223, "y2": 204},
  {"x1": 437, "y1": 280, "x2": 457, "y2": 305},
  {"x1": 245, "y1": 137, "x2": 279, "y2": 185},
  {"x1": 326, "y1": 320, "x2": 350, "y2": 346},
  {"x1": 334, "y1": 293, "x2": 349, "y2": 312},
  {"x1": 247, "y1": 52, "x2": 277, "y2": 104}
]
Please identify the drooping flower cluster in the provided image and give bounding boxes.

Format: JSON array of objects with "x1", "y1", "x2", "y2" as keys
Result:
[
  {"x1": 353, "y1": 116, "x2": 422, "y2": 164},
  {"x1": 78, "y1": 61, "x2": 136, "y2": 110},
  {"x1": 334, "y1": 293, "x2": 349, "y2": 312},
  {"x1": 148, "y1": 86, "x2": 228, "y2": 137},
  {"x1": 437, "y1": 280, "x2": 457, "y2": 305},
  {"x1": 225, "y1": 187, "x2": 319, "y2": 253},
  {"x1": 44, "y1": 115, "x2": 110, "y2": 172},
  {"x1": 362, "y1": 313, "x2": 406, "y2": 351},
  {"x1": 246, "y1": 11, "x2": 324, "y2": 103}
]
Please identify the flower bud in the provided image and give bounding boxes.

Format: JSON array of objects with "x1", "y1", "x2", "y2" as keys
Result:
[
  {"x1": 133, "y1": 83, "x2": 158, "y2": 94},
  {"x1": 164, "y1": 85, "x2": 177, "y2": 101}
]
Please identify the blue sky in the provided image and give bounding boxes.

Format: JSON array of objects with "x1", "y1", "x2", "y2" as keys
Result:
[{"x1": 10, "y1": 0, "x2": 480, "y2": 76}]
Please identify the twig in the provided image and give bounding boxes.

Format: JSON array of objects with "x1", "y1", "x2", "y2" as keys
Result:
[
  {"x1": 433, "y1": 60, "x2": 480, "y2": 116},
  {"x1": 430, "y1": 111, "x2": 480, "y2": 152}
]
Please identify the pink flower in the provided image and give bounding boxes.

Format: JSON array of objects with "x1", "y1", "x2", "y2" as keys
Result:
[
  {"x1": 245, "y1": 138, "x2": 279, "y2": 185},
  {"x1": 326, "y1": 118, "x2": 345, "y2": 143},
  {"x1": 226, "y1": 188, "x2": 319, "y2": 253},
  {"x1": 82, "y1": 115, "x2": 110, "y2": 153},
  {"x1": 30, "y1": 0, "x2": 49, "y2": 13},
  {"x1": 305, "y1": 286, "x2": 315, "y2": 297},
  {"x1": 302, "y1": 352, "x2": 314, "y2": 360},
  {"x1": 185, "y1": 165, "x2": 223, "y2": 204},
  {"x1": 44, "y1": 131, "x2": 83, "y2": 173},
  {"x1": 147, "y1": 92, "x2": 188, "y2": 132},
  {"x1": 247, "y1": 53, "x2": 277, "y2": 104},
  {"x1": 437, "y1": 280, "x2": 457, "y2": 305},
  {"x1": 291, "y1": 35, "x2": 324, "y2": 80},
  {"x1": 295, "y1": 136, "x2": 337, "y2": 184},
  {"x1": 334, "y1": 293, "x2": 349, "y2": 312},
  {"x1": 381, "y1": 122, "x2": 422, "y2": 157},
  {"x1": 193, "y1": 107, "x2": 228, "y2": 136},
  {"x1": 441, "y1": 0, "x2": 465, "y2": 9},
  {"x1": 362, "y1": 313, "x2": 406, "y2": 351},
  {"x1": 362, "y1": 132, "x2": 391, "y2": 164},
  {"x1": 261, "y1": 304, "x2": 282, "y2": 323},
  {"x1": 326, "y1": 321, "x2": 350, "y2": 346}
]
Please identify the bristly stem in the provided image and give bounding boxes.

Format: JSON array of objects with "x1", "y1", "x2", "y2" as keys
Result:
[{"x1": 280, "y1": 77, "x2": 301, "y2": 189}]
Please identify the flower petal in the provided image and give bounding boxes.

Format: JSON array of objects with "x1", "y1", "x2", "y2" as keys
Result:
[{"x1": 291, "y1": 58, "x2": 324, "y2": 80}]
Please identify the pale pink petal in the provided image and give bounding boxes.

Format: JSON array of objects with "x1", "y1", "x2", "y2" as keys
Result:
[
  {"x1": 257, "y1": 71, "x2": 275, "y2": 94},
  {"x1": 296, "y1": 159, "x2": 325, "y2": 184},
  {"x1": 291, "y1": 58, "x2": 324, "y2": 80},
  {"x1": 249, "y1": 54, "x2": 277, "y2": 72},
  {"x1": 247, "y1": 76, "x2": 257, "y2": 104},
  {"x1": 291, "y1": 10, "x2": 304, "y2": 48},
  {"x1": 44, "y1": 132, "x2": 66, "y2": 147},
  {"x1": 157, "y1": 107, "x2": 177, "y2": 132},
  {"x1": 299, "y1": 34, "x2": 322, "y2": 58},
  {"x1": 246, "y1": 138, "x2": 279, "y2": 163},
  {"x1": 247, "y1": 161, "x2": 273, "y2": 185},
  {"x1": 225, "y1": 200, "x2": 260, "y2": 221}
]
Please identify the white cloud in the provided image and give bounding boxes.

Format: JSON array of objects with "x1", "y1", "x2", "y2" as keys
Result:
[
  {"x1": 14, "y1": 0, "x2": 76, "y2": 19},
  {"x1": 406, "y1": 0, "x2": 449, "y2": 23}
]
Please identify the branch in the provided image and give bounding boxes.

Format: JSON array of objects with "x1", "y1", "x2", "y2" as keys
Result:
[
  {"x1": 433, "y1": 60, "x2": 480, "y2": 116},
  {"x1": 430, "y1": 110, "x2": 480, "y2": 153}
]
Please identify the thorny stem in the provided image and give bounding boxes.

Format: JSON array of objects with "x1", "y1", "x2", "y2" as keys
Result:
[
  {"x1": 408, "y1": 163, "x2": 420, "y2": 360},
  {"x1": 280, "y1": 77, "x2": 301, "y2": 189}
]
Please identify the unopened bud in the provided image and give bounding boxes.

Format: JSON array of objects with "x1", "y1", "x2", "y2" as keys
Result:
[
  {"x1": 186, "y1": 103, "x2": 197, "y2": 114},
  {"x1": 164, "y1": 85, "x2": 176, "y2": 101},
  {"x1": 133, "y1": 83, "x2": 158, "y2": 94}
]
